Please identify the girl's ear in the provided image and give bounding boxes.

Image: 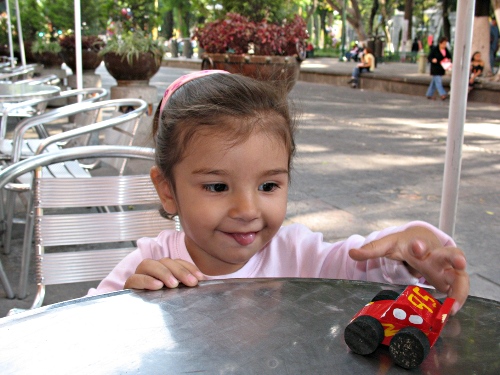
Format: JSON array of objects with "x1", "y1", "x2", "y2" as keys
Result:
[{"x1": 150, "y1": 166, "x2": 178, "y2": 215}]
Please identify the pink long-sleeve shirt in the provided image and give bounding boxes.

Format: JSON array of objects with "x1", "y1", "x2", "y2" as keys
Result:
[{"x1": 87, "y1": 221, "x2": 455, "y2": 296}]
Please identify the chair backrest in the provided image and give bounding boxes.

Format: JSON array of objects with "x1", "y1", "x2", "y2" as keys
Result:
[
  {"x1": 14, "y1": 74, "x2": 60, "y2": 86},
  {"x1": 0, "y1": 66, "x2": 35, "y2": 82},
  {"x1": 0, "y1": 87, "x2": 108, "y2": 141},
  {"x1": 0, "y1": 146, "x2": 178, "y2": 310},
  {"x1": 9, "y1": 98, "x2": 147, "y2": 166}
]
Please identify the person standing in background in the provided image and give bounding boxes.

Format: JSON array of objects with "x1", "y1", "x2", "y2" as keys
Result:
[
  {"x1": 490, "y1": 18, "x2": 499, "y2": 73},
  {"x1": 411, "y1": 38, "x2": 420, "y2": 53},
  {"x1": 425, "y1": 36, "x2": 452, "y2": 100}
]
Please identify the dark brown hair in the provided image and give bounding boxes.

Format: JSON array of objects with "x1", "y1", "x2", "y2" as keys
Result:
[
  {"x1": 438, "y1": 36, "x2": 448, "y2": 44},
  {"x1": 152, "y1": 73, "x2": 296, "y2": 218}
]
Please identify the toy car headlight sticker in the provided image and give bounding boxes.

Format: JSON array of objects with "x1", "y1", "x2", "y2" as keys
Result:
[
  {"x1": 393, "y1": 308, "x2": 407, "y2": 320},
  {"x1": 409, "y1": 315, "x2": 424, "y2": 325}
]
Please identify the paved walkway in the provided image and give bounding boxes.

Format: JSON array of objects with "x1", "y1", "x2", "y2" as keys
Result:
[
  {"x1": 1, "y1": 61, "x2": 499, "y2": 317},
  {"x1": 164, "y1": 56, "x2": 500, "y2": 104}
]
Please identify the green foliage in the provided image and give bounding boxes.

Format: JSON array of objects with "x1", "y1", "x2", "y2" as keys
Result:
[
  {"x1": 19, "y1": 0, "x2": 47, "y2": 39},
  {"x1": 218, "y1": 0, "x2": 301, "y2": 23},
  {"x1": 105, "y1": 0, "x2": 161, "y2": 33},
  {"x1": 30, "y1": 39, "x2": 62, "y2": 54},
  {"x1": 99, "y1": 30, "x2": 166, "y2": 64},
  {"x1": 59, "y1": 35, "x2": 106, "y2": 52},
  {"x1": 42, "y1": 0, "x2": 75, "y2": 33},
  {"x1": 16, "y1": 0, "x2": 108, "y2": 39}
]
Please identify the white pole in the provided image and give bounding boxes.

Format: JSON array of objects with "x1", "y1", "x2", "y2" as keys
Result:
[
  {"x1": 74, "y1": 0, "x2": 83, "y2": 91},
  {"x1": 5, "y1": 0, "x2": 15, "y2": 67},
  {"x1": 439, "y1": 0, "x2": 475, "y2": 237},
  {"x1": 15, "y1": 0, "x2": 26, "y2": 66}
]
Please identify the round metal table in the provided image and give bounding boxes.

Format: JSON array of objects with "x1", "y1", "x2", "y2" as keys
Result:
[
  {"x1": 0, "y1": 279, "x2": 498, "y2": 374},
  {"x1": 0, "y1": 83, "x2": 60, "y2": 103}
]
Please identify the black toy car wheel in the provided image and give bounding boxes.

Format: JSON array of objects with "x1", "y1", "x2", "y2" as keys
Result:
[
  {"x1": 371, "y1": 289, "x2": 400, "y2": 302},
  {"x1": 389, "y1": 327, "x2": 430, "y2": 369},
  {"x1": 344, "y1": 315, "x2": 384, "y2": 355}
]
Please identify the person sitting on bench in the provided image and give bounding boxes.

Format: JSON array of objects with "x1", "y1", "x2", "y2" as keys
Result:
[{"x1": 348, "y1": 47, "x2": 375, "y2": 88}]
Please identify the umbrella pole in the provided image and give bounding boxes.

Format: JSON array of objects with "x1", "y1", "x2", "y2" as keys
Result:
[
  {"x1": 75, "y1": 0, "x2": 83, "y2": 91},
  {"x1": 15, "y1": 0, "x2": 26, "y2": 66},
  {"x1": 5, "y1": 0, "x2": 15, "y2": 67},
  {"x1": 439, "y1": 0, "x2": 475, "y2": 237}
]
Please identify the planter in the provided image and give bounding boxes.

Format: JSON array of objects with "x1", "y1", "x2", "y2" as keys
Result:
[
  {"x1": 103, "y1": 52, "x2": 161, "y2": 84},
  {"x1": 201, "y1": 53, "x2": 302, "y2": 92},
  {"x1": 61, "y1": 50, "x2": 103, "y2": 73},
  {"x1": 33, "y1": 52, "x2": 63, "y2": 68},
  {"x1": 21, "y1": 41, "x2": 38, "y2": 64}
]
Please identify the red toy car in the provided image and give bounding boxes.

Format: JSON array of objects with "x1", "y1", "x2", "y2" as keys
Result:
[{"x1": 344, "y1": 285, "x2": 455, "y2": 369}]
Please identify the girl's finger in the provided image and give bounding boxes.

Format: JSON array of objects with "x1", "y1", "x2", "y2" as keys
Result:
[{"x1": 124, "y1": 274, "x2": 165, "y2": 290}]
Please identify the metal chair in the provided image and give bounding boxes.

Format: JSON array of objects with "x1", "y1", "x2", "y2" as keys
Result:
[
  {"x1": 0, "y1": 98, "x2": 148, "y2": 283},
  {"x1": 0, "y1": 66, "x2": 35, "y2": 82},
  {"x1": 0, "y1": 146, "x2": 178, "y2": 311},
  {"x1": 0, "y1": 87, "x2": 108, "y2": 158},
  {"x1": 14, "y1": 74, "x2": 60, "y2": 86}
]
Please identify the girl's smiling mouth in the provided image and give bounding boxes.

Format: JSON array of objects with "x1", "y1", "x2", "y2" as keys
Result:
[{"x1": 224, "y1": 232, "x2": 257, "y2": 246}]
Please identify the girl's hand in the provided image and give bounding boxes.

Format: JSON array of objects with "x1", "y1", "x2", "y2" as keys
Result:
[
  {"x1": 124, "y1": 258, "x2": 205, "y2": 290},
  {"x1": 349, "y1": 226, "x2": 469, "y2": 315}
]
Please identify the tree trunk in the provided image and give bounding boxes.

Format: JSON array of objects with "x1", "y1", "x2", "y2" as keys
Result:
[
  {"x1": 164, "y1": 10, "x2": 174, "y2": 40},
  {"x1": 378, "y1": 0, "x2": 392, "y2": 52},
  {"x1": 472, "y1": 17, "x2": 492, "y2": 75},
  {"x1": 369, "y1": 0, "x2": 379, "y2": 37},
  {"x1": 403, "y1": 0, "x2": 413, "y2": 52},
  {"x1": 326, "y1": 0, "x2": 367, "y2": 41},
  {"x1": 442, "y1": 0, "x2": 451, "y2": 41},
  {"x1": 472, "y1": 0, "x2": 492, "y2": 75},
  {"x1": 492, "y1": 0, "x2": 500, "y2": 80}
]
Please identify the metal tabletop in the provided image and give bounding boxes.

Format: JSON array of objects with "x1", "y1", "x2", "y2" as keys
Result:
[
  {"x1": 0, "y1": 279, "x2": 498, "y2": 374},
  {"x1": 0, "y1": 83, "x2": 60, "y2": 103}
]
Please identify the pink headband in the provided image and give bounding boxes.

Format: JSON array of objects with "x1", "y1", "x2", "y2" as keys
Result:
[{"x1": 159, "y1": 70, "x2": 230, "y2": 114}]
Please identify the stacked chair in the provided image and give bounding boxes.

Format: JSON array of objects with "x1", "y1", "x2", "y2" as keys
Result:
[
  {"x1": 0, "y1": 87, "x2": 109, "y2": 160},
  {"x1": 0, "y1": 94, "x2": 154, "y2": 303},
  {"x1": 0, "y1": 146, "x2": 179, "y2": 314}
]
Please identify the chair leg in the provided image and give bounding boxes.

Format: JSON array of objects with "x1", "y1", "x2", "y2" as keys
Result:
[
  {"x1": 17, "y1": 201, "x2": 34, "y2": 300},
  {"x1": 0, "y1": 258, "x2": 15, "y2": 299},
  {"x1": 30, "y1": 283, "x2": 46, "y2": 310},
  {"x1": 3, "y1": 189, "x2": 16, "y2": 255},
  {"x1": 0, "y1": 189, "x2": 5, "y2": 248}
]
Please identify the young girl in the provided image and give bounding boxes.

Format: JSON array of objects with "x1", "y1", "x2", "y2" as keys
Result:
[
  {"x1": 469, "y1": 51, "x2": 485, "y2": 88},
  {"x1": 88, "y1": 70, "x2": 469, "y2": 314}
]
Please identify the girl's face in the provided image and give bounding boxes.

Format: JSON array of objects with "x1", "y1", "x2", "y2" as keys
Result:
[
  {"x1": 473, "y1": 53, "x2": 481, "y2": 61},
  {"x1": 154, "y1": 121, "x2": 290, "y2": 276},
  {"x1": 439, "y1": 40, "x2": 448, "y2": 49}
]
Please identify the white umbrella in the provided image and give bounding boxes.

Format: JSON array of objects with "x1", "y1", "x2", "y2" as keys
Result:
[
  {"x1": 4, "y1": 0, "x2": 26, "y2": 67},
  {"x1": 74, "y1": 0, "x2": 83, "y2": 90},
  {"x1": 4, "y1": 0, "x2": 83, "y2": 89},
  {"x1": 4, "y1": 0, "x2": 15, "y2": 67},
  {"x1": 14, "y1": 0, "x2": 26, "y2": 66},
  {"x1": 439, "y1": 0, "x2": 475, "y2": 236}
]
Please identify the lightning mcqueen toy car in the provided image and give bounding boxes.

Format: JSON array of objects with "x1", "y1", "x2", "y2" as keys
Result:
[{"x1": 344, "y1": 285, "x2": 455, "y2": 369}]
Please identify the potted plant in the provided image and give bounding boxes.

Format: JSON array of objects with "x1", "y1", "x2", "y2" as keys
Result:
[
  {"x1": 31, "y1": 39, "x2": 63, "y2": 68},
  {"x1": 194, "y1": 13, "x2": 309, "y2": 92},
  {"x1": 99, "y1": 30, "x2": 166, "y2": 83},
  {"x1": 59, "y1": 35, "x2": 105, "y2": 73}
]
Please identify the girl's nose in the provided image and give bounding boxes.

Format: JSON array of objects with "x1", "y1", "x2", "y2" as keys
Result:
[{"x1": 228, "y1": 192, "x2": 259, "y2": 221}]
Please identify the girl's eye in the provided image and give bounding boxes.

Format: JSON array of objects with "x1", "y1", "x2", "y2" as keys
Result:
[
  {"x1": 259, "y1": 182, "x2": 279, "y2": 192},
  {"x1": 204, "y1": 183, "x2": 228, "y2": 192}
]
